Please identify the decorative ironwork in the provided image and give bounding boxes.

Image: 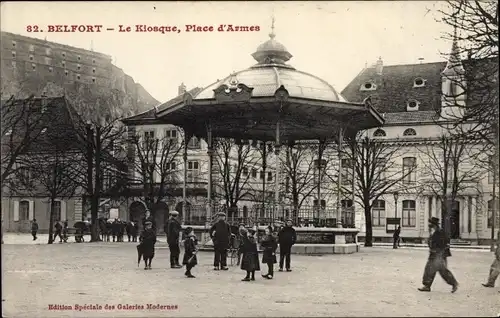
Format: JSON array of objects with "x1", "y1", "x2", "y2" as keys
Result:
[{"x1": 213, "y1": 83, "x2": 254, "y2": 103}]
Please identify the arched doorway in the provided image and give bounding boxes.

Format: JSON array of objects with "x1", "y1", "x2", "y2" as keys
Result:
[
  {"x1": 152, "y1": 202, "x2": 169, "y2": 232},
  {"x1": 129, "y1": 201, "x2": 146, "y2": 231},
  {"x1": 174, "y1": 201, "x2": 192, "y2": 223}
]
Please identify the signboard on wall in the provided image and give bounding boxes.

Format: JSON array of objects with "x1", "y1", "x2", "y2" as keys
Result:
[{"x1": 109, "y1": 208, "x2": 119, "y2": 220}]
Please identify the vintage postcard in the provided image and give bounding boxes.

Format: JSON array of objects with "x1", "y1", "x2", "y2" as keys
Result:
[{"x1": 1, "y1": 1, "x2": 499, "y2": 317}]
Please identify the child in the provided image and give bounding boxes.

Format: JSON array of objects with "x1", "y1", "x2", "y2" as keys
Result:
[
  {"x1": 139, "y1": 221, "x2": 157, "y2": 270},
  {"x1": 261, "y1": 226, "x2": 278, "y2": 279},
  {"x1": 240, "y1": 228, "x2": 260, "y2": 281},
  {"x1": 182, "y1": 227, "x2": 198, "y2": 278}
]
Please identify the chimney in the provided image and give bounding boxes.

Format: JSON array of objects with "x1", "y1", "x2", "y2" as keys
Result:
[
  {"x1": 178, "y1": 82, "x2": 187, "y2": 96},
  {"x1": 375, "y1": 57, "x2": 383, "y2": 75}
]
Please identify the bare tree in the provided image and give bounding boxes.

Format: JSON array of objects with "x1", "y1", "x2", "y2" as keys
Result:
[
  {"x1": 129, "y1": 127, "x2": 184, "y2": 213},
  {"x1": 14, "y1": 109, "x2": 81, "y2": 244},
  {"x1": 1, "y1": 96, "x2": 48, "y2": 186},
  {"x1": 334, "y1": 135, "x2": 417, "y2": 247},
  {"x1": 418, "y1": 133, "x2": 486, "y2": 237},
  {"x1": 281, "y1": 142, "x2": 319, "y2": 222},
  {"x1": 214, "y1": 138, "x2": 260, "y2": 217}
]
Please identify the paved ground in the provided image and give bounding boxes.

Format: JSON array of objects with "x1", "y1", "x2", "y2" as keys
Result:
[{"x1": 2, "y1": 234, "x2": 499, "y2": 317}]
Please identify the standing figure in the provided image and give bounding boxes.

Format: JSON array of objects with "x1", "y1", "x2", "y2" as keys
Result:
[
  {"x1": 139, "y1": 221, "x2": 157, "y2": 270},
  {"x1": 418, "y1": 217, "x2": 459, "y2": 293},
  {"x1": 105, "y1": 220, "x2": 112, "y2": 242},
  {"x1": 126, "y1": 221, "x2": 134, "y2": 242},
  {"x1": 240, "y1": 228, "x2": 260, "y2": 281},
  {"x1": 31, "y1": 219, "x2": 38, "y2": 241},
  {"x1": 210, "y1": 212, "x2": 231, "y2": 271},
  {"x1": 166, "y1": 211, "x2": 182, "y2": 268},
  {"x1": 182, "y1": 227, "x2": 198, "y2": 278},
  {"x1": 482, "y1": 231, "x2": 500, "y2": 289},
  {"x1": 261, "y1": 226, "x2": 278, "y2": 279},
  {"x1": 393, "y1": 226, "x2": 401, "y2": 249},
  {"x1": 118, "y1": 219, "x2": 125, "y2": 242},
  {"x1": 133, "y1": 222, "x2": 139, "y2": 242},
  {"x1": 53, "y1": 220, "x2": 63, "y2": 243},
  {"x1": 278, "y1": 218, "x2": 297, "y2": 272},
  {"x1": 62, "y1": 220, "x2": 69, "y2": 243},
  {"x1": 112, "y1": 219, "x2": 119, "y2": 242}
]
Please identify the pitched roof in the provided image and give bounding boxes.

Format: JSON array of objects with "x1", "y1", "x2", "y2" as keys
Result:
[
  {"x1": 341, "y1": 58, "x2": 498, "y2": 121},
  {"x1": 124, "y1": 87, "x2": 204, "y2": 122}
]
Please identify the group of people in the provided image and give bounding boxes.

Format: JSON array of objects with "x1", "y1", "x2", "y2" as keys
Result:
[{"x1": 100, "y1": 219, "x2": 139, "y2": 243}]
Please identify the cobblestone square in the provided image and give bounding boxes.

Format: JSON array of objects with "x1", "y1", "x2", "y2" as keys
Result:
[{"x1": 2, "y1": 234, "x2": 499, "y2": 317}]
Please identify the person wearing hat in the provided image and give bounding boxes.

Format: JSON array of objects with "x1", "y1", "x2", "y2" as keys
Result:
[
  {"x1": 166, "y1": 211, "x2": 182, "y2": 268},
  {"x1": 261, "y1": 226, "x2": 278, "y2": 279},
  {"x1": 240, "y1": 228, "x2": 260, "y2": 281},
  {"x1": 482, "y1": 230, "x2": 500, "y2": 289},
  {"x1": 138, "y1": 220, "x2": 157, "y2": 270},
  {"x1": 209, "y1": 211, "x2": 231, "y2": 270},
  {"x1": 278, "y1": 218, "x2": 297, "y2": 272},
  {"x1": 418, "y1": 217, "x2": 459, "y2": 293}
]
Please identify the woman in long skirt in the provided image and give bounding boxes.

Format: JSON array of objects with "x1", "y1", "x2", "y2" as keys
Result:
[{"x1": 239, "y1": 228, "x2": 260, "y2": 281}]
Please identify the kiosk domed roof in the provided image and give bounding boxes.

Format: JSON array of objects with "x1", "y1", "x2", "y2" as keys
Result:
[{"x1": 194, "y1": 29, "x2": 346, "y2": 102}]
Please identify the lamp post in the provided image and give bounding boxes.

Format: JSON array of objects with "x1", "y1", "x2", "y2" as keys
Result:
[{"x1": 393, "y1": 191, "x2": 399, "y2": 220}]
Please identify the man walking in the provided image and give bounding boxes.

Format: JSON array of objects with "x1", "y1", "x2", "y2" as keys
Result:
[
  {"x1": 482, "y1": 230, "x2": 500, "y2": 290},
  {"x1": 31, "y1": 219, "x2": 39, "y2": 241},
  {"x1": 166, "y1": 211, "x2": 182, "y2": 268},
  {"x1": 210, "y1": 212, "x2": 231, "y2": 271},
  {"x1": 53, "y1": 220, "x2": 63, "y2": 243},
  {"x1": 418, "y1": 217, "x2": 459, "y2": 293},
  {"x1": 278, "y1": 218, "x2": 297, "y2": 272}
]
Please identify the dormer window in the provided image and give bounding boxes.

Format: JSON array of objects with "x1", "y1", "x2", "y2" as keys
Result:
[
  {"x1": 360, "y1": 82, "x2": 377, "y2": 91},
  {"x1": 407, "y1": 99, "x2": 420, "y2": 112},
  {"x1": 373, "y1": 129, "x2": 386, "y2": 137},
  {"x1": 413, "y1": 77, "x2": 426, "y2": 88},
  {"x1": 403, "y1": 128, "x2": 417, "y2": 136}
]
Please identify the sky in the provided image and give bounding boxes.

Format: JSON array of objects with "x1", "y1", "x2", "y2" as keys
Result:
[{"x1": 1, "y1": 1, "x2": 454, "y2": 103}]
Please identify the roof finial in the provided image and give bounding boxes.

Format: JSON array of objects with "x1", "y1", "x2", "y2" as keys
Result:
[{"x1": 269, "y1": 13, "x2": 276, "y2": 39}]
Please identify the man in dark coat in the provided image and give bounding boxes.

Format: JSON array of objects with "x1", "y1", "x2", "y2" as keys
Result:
[
  {"x1": 278, "y1": 218, "x2": 297, "y2": 272},
  {"x1": 166, "y1": 211, "x2": 182, "y2": 268},
  {"x1": 53, "y1": 220, "x2": 63, "y2": 243},
  {"x1": 393, "y1": 226, "x2": 401, "y2": 249},
  {"x1": 31, "y1": 219, "x2": 38, "y2": 241},
  {"x1": 210, "y1": 212, "x2": 231, "y2": 270},
  {"x1": 418, "y1": 217, "x2": 459, "y2": 293},
  {"x1": 138, "y1": 221, "x2": 157, "y2": 270}
]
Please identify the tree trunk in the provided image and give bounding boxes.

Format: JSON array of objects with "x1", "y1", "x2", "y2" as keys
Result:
[
  {"x1": 292, "y1": 197, "x2": 299, "y2": 224},
  {"x1": 364, "y1": 205, "x2": 373, "y2": 247},
  {"x1": 90, "y1": 194, "x2": 100, "y2": 242},
  {"x1": 47, "y1": 198, "x2": 55, "y2": 244}
]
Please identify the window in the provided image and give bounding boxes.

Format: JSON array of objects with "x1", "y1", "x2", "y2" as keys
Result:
[
  {"x1": 167, "y1": 162, "x2": 177, "y2": 171},
  {"x1": 62, "y1": 61, "x2": 66, "y2": 67},
  {"x1": 243, "y1": 206, "x2": 248, "y2": 218},
  {"x1": 165, "y1": 129, "x2": 177, "y2": 139},
  {"x1": 19, "y1": 201, "x2": 30, "y2": 221},
  {"x1": 32, "y1": 63, "x2": 36, "y2": 71},
  {"x1": 260, "y1": 170, "x2": 265, "y2": 180},
  {"x1": 361, "y1": 82, "x2": 377, "y2": 91},
  {"x1": 406, "y1": 100, "x2": 419, "y2": 111},
  {"x1": 402, "y1": 200, "x2": 416, "y2": 227},
  {"x1": 29, "y1": 44, "x2": 35, "y2": 52},
  {"x1": 372, "y1": 200, "x2": 386, "y2": 227},
  {"x1": 341, "y1": 159, "x2": 352, "y2": 185},
  {"x1": 76, "y1": 74, "x2": 81, "y2": 80},
  {"x1": 487, "y1": 199, "x2": 499, "y2": 228},
  {"x1": 49, "y1": 67, "x2": 53, "y2": 73},
  {"x1": 314, "y1": 200, "x2": 326, "y2": 209},
  {"x1": 53, "y1": 201, "x2": 62, "y2": 221},
  {"x1": 12, "y1": 41, "x2": 16, "y2": 47},
  {"x1": 92, "y1": 68, "x2": 96, "y2": 73},
  {"x1": 77, "y1": 55, "x2": 81, "y2": 60},
  {"x1": 77, "y1": 64, "x2": 81, "y2": 70},
  {"x1": 341, "y1": 199, "x2": 354, "y2": 227},
  {"x1": 65, "y1": 70, "x2": 69, "y2": 76},
  {"x1": 92, "y1": 77, "x2": 96, "y2": 83},
  {"x1": 12, "y1": 51, "x2": 16, "y2": 58},
  {"x1": 46, "y1": 48, "x2": 51, "y2": 55},
  {"x1": 402, "y1": 157, "x2": 417, "y2": 184},
  {"x1": 188, "y1": 137, "x2": 200, "y2": 149},
  {"x1": 187, "y1": 161, "x2": 200, "y2": 182},
  {"x1": 413, "y1": 77, "x2": 426, "y2": 87},
  {"x1": 18, "y1": 166, "x2": 31, "y2": 184},
  {"x1": 376, "y1": 158, "x2": 388, "y2": 181},
  {"x1": 403, "y1": 128, "x2": 417, "y2": 136},
  {"x1": 92, "y1": 59, "x2": 96, "y2": 64},
  {"x1": 143, "y1": 130, "x2": 155, "y2": 147},
  {"x1": 29, "y1": 55, "x2": 34, "y2": 61},
  {"x1": 251, "y1": 168, "x2": 257, "y2": 178},
  {"x1": 373, "y1": 129, "x2": 386, "y2": 137},
  {"x1": 341, "y1": 200, "x2": 353, "y2": 209},
  {"x1": 267, "y1": 172, "x2": 273, "y2": 181},
  {"x1": 242, "y1": 167, "x2": 248, "y2": 176}
]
